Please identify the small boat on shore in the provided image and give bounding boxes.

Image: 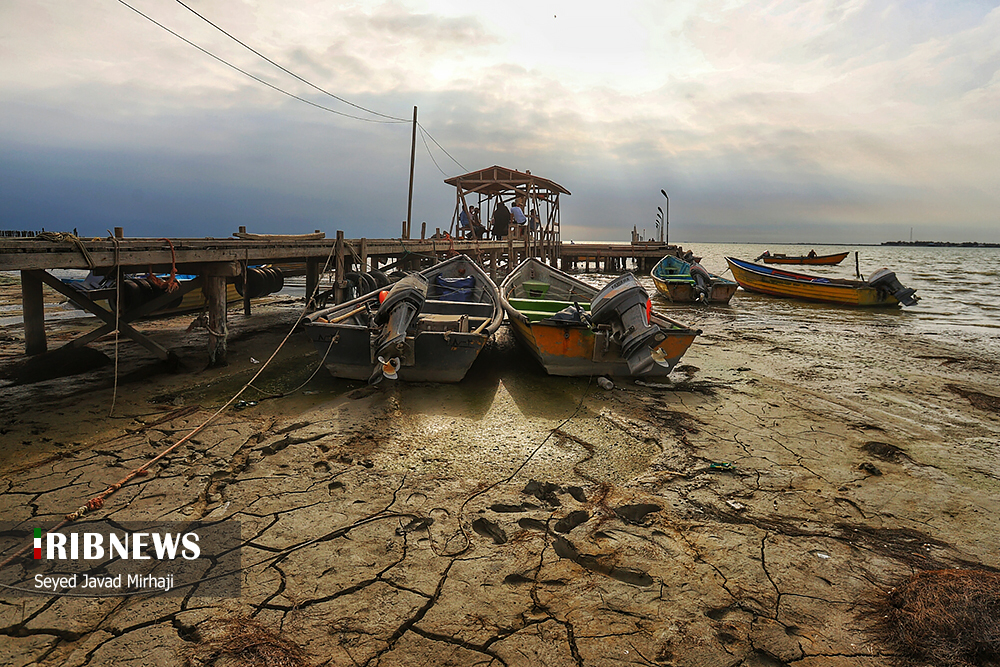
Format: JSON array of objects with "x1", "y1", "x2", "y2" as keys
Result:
[
  {"x1": 725, "y1": 257, "x2": 918, "y2": 307},
  {"x1": 303, "y1": 254, "x2": 504, "y2": 383},
  {"x1": 650, "y1": 255, "x2": 738, "y2": 304},
  {"x1": 500, "y1": 258, "x2": 700, "y2": 377},
  {"x1": 755, "y1": 250, "x2": 849, "y2": 265}
]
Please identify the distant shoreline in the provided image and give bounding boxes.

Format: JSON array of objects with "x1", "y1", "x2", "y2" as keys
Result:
[{"x1": 881, "y1": 241, "x2": 1000, "y2": 248}]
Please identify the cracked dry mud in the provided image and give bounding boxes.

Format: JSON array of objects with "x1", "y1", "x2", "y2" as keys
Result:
[{"x1": 1, "y1": 303, "x2": 999, "y2": 667}]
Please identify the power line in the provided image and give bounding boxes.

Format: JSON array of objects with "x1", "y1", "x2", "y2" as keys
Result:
[
  {"x1": 171, "y1": 0, "x2": 408, "y2": 123},
  {"x1": 417, "y1": 122, "x2": 466, "y2": 172},
  {"x1": 418, "y1": 125, "x2": 447, "y2": 176},
  {"x1": 115, "y1": 0, "x2": 406, "y2": 124}
]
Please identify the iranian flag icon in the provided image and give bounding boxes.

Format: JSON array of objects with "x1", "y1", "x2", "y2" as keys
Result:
[{"x1": 34, "y1": 528, "x2": 41, "y2": 559}]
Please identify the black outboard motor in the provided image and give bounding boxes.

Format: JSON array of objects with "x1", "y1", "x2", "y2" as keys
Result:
[
  {"x1": 689, "y1": 262, "x2": 712, "y2": 303},
  {"x1": 867, "y1": 268, "x2": 919, "y2": 306},
  {"x1": 373, "y1": 273, "x2": 428, "y2": 366},
  {"x1": 590, "y1": 274, "x2": 662, "y2": 372}
]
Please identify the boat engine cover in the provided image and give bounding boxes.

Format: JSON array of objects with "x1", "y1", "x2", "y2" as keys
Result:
[
  {"x1": 867, "y1": 268, "x2": 919, "y2": 306},
  {"x1": 374, "y1": 273, "x2": 428, "y2": 360},
  {"x1": 589, "y1": 273, "x2": 661, "y2": 362},
  {"x1": 375, "y1": 274, "x2": 428, "y2": 325}
]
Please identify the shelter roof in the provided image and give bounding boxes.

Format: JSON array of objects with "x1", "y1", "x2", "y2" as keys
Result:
[{"x1": 444, "y1": 165, "x2": 571, "y2": 197}]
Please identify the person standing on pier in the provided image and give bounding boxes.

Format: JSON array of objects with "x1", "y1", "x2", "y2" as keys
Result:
[{"x1": 492, "y1": 200, "x2": 510, "y2": 239}]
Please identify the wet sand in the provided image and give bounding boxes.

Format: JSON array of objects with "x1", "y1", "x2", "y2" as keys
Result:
[{"x1": 1, "y1": 282, "x2": 999, "y2": 667}]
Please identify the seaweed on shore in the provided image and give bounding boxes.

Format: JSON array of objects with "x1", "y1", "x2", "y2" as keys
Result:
[
  {"x1": 184, "y1": 616, "x2": 310, "y2": 667},
  {"x1": 859, "y1": 569, "x2": 1000, "y2": 667}
]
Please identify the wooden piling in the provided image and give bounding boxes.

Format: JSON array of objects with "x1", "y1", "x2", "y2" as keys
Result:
[
  {"x1": 21, "y1": 269, "x2": 46, "y2": 355},
  {"x1": 204, "y1": 274, "x2": 228, "y2": 367}
]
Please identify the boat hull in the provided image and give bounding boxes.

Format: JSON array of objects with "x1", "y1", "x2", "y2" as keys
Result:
[
  {"x1": 760, "y1": 251, "x2": 849, "y2": 265},
  {"x1": 726, "y1": 257, "x2": 900, "y2": 306},
  {"x1": 303, "y1": 255, "x2": 504, "y2": 383},
  {"x1": 501, "y1": 258, "x2": 700, "y2": 377}
]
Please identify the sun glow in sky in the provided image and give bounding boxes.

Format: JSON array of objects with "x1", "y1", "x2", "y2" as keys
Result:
[{"x1": 1, "y1": 0, "x2": 998, "y2": 243}]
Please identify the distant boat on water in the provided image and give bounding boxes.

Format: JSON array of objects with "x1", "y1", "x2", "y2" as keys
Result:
[
  {"x1": 755, "y1": 250, "x2": 849, "y2": 265},
  {"x1": 725, "y1": 257, "x2": 919, "y2": 307}
]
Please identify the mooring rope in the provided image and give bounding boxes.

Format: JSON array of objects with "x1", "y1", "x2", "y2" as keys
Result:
[{"x1": 0, "y1": 237, "x2": 342, "y2": 571}]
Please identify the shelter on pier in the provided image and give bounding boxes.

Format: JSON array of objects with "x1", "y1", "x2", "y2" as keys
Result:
[{"x1": 444, "y1": 166, "x2": 569, "y2": 265}]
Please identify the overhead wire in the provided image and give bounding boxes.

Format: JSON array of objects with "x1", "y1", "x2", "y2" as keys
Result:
[
  {"x1": 170, "y1": 0, "x2": 408, "y2": 123},
  {"x1": 418, "y1": 122, "x2": 466, "y2": 172},
  {"x1": 115, "y1": 0, "x2": 406, "y2": 124}
]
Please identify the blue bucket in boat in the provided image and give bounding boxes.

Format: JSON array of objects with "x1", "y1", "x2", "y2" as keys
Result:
[{"x1": 435, "y1": 275, "x2": 475, "y2": 302}]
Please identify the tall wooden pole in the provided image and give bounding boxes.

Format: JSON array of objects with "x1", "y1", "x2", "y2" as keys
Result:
[{"x1": 406, "y1": 106, "x2": 417, "y2": 240}]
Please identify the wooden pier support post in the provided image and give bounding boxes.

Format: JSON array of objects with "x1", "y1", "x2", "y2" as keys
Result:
[
  {"x1": 305, "y1": 258, "x2": 321, "y2": 307},
  {"x1": 204, "y1": 275, "x2": 228, "y2": 367},
  {"x1": 421, "y1": 222, "x2": 426, "y2": 240},
  {"x1": 335, "y1": 231, "x2": 346, "y2": 304},
  {"x1": 490, "y1": 250, "x2": 497, "y2": 282},
  {"x1": 21, "y1": 269, "x2": 46, "y2": 355},
  {"x1": 360, "y1": 238, "x2": 368, "y2": 272}
]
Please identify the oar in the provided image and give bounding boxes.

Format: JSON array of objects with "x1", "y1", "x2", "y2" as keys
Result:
[{"x1": 327, "y1": 304, "x2": 368, "y2": 324}]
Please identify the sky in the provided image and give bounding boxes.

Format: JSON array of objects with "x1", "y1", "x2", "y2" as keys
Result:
[{"x1": 1, "y1": 0, "x2": 998, "y2": 244}]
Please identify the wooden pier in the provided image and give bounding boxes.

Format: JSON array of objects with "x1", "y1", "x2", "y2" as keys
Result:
[{"x1": 0, "y1": 230, "x2": 682, "y2": 365}]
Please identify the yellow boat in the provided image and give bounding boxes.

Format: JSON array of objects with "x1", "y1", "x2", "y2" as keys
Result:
[
  {"x1": 500, "y1": 258, "x2": 700, "y2": 376},
  {"x1": 725, "y1": 257, "x2": 918, "y2": 307}
]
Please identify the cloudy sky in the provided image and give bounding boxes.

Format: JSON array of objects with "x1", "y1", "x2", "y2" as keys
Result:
[{"x1": 2, "y1": 0, "x2": 998, "y2": 243}]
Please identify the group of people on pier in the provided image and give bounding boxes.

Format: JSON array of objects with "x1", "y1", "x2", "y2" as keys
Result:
[{"x1": 459, "y1": 199, "x2": 539, "y2": 240}]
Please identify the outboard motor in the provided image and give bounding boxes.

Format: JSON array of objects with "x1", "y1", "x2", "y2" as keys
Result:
[
  {"x1": 689, "y1": 262, "x2": 712, "y2": 303},
  {"x1": 867, "y1": 268, "x2": 919, "y2": 306},
  {"x1": 371, "y1": 273, "x2": 428, "y2": 382},
  {"x1": 590, "y1": 274, "x2": 662, "y2": 372}
]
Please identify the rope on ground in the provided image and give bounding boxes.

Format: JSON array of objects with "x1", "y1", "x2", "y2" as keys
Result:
[
  {"x1": 35, "y1": 231, "x2": 97, "y2": 270},
  {"x1": 0, "y1": 234, "x2": 342, "y2": 572}
]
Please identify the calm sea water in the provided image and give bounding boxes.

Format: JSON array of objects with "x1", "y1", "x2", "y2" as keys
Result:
[{"x1": 634, "y1": 242, "x2": 1000, "y2": 361}]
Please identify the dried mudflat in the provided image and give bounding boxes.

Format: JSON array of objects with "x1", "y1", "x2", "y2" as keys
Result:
[{"x1": 1, "y1": 295, "x2": 999, "y2": 667}]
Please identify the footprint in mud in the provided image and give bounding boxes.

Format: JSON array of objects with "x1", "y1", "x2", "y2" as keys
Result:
[
  {"x1": 472, "y1": 517, "x2": 508, "y2": 544},
  {"x1": 554, "y1": 510, "x2": 590, "y2": 534},
  {"x1": 522, "y1": 480, "x2": 561, "y2": 506},
  {"x1": 313, "y1": 461, "x2": 331, "y2": 473},
  {"x1": 503, "y1": 573, "x2": 534, "y2": 585},
  {"x1": 490, "y1": 502, "x2": 540, "y2": 513},
  {"x1": 518, "y1": 518, "x2": 548, "y2": 532},
  {"x1": 614, "y1": 503, "x2": 662, "y2": 525},
  {"x1": 328, "y1": 481, "x2": 345, "y2": 494},
  {"x1": 565, "y1": 486, "x2": 587, "y2": 503},
  {"x1": 552, "y1": 536, "x2": 653, "y2": 587},
  {"x1": 396, "y1": 516, "x2": 433, "y2": 535}
]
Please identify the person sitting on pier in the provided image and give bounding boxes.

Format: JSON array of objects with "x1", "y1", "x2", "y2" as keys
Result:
[
  {"x1": 470, "y1": 206, "x2": 487, "y2": 239},
  {"x1": 511, "y1": 201, "x2": 527, "y2": 229},
  {"x1": 459, "y1": 207, "x2": 471, "y2": 237},
  {"x1": 528, "y1": 208, "x2": 539, "y2": 233},
  {"x1": 492, "y1": 200, "x2": 510, "y2": 239}
]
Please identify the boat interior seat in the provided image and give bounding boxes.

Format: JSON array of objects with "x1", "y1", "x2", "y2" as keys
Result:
[
  {"x1": 415, "y1": 312, "x2": 489, "y2": 333},
  {"x1": 422, "y1": 299, "x2": 493, "y2": 318},
  {"x1": 508, "y1": 297, "x2": 592, "y2": 323}
]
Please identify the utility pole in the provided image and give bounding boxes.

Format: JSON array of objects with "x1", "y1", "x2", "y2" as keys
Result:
[{"x1": 406, "y1": 106, "x2": 417, "y2": 239}]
